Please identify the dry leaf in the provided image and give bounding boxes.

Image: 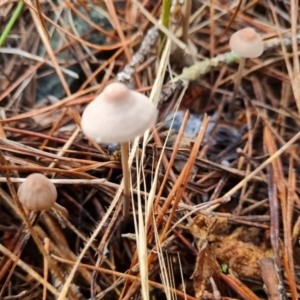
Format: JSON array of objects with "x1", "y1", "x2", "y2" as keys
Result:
[
  {"x1": 190, "y1": 215, "x2": 227, "y2": 299},
  {"x1": 192, "y1": 245, "x2": 222, "y2": 300},
  {"x1": 190, "y1": 214, "x2": 268, "y2": 299},
  {"x1": 213, "y1": 237, "x2": 265, "y2": 279},
  {"x1": 190, "y1": 214, "x2": 228, "y2": 249}
]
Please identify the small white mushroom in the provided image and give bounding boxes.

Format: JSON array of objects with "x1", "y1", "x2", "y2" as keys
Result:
[
  {"x1": 81, "y1": 82, "x2": 158, "y2": 219},
  {"x1": 228, "y1": 27, "x2": 263, "y2": 116},
  {"x1": 81, "y1": 82, "x2": 158, "y2": 144},
  {"x1": 229, "y1": 27, "x2": 263, "y2": 58},
  {"x1": 18, "y1": 173, "x2": 68, "y2": 217}
]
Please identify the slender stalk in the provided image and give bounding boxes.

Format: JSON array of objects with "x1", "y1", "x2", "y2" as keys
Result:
[
  {"x1": 121, "y1": 142, "x2": 131, "y2": 219},
  {"x1": 229, "y1": 57, "x2": 246, "y2": 117},
  {"x1": 0, "y1": 1, "x2": 24, "y2": 47},
  {"x1": 160, "y1": 0, "x2": 172, "y2": 40},
  {"x1": 53, "y1": 203, "x2": 69, "y2": 217},
  {"x1": 182, "y1": 0, "x2": 192, "y2": 43}
]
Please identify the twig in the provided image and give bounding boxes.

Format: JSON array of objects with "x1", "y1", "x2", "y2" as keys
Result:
[
  {"x1": 258, "y1": 257, "x2": 282, "y2": 300},
  {"x1": 181, "y1": 0, "x2": 192, "y2": 44},
  {"x1": 117, "y1": 27, "x2": 159, "y2": 82}
]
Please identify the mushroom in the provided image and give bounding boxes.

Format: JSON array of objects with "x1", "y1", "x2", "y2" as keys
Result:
[
  {"x1": 18, "y1": 173, "x2": 68, "y2": 217},
  {"x1": 229, "y1": 27, "x2": 263, "y2": 115},
  {"x1": 81, "y1": 82, "x2": 158, "y2": 220}
]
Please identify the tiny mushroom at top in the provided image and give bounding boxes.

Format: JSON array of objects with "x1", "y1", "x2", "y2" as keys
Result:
[
  {"x1": 228, "y1": 27, "x2": 264, "y2": 117},
  {"x1": 229, "y1": 27, "x2": 263, "y2": 58}
]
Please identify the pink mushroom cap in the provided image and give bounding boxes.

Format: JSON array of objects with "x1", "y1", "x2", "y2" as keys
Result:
[
  {"x1": 229, "y1": 27, "x2": 263, "y2": 58},
  {"x1": 81, "y1": 82, "x2": 158, "y2": 144}
]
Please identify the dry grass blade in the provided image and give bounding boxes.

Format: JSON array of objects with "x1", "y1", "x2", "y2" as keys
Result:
[
  {"x1": 33, "y1": 0, "x2": 50, "y2": 40},
  {"x1": 28, "y1": 5, "x2": 70, "y2": 97},
  {"x1": 0, "y1": 48, "x2": 78, "y2": 77},
  {"x1": 286, "y1": 154, "x2": 297, "y2": 299},
  {"x1": 220, "y1": 273, "x2": 260, "y2": 300},
  {"x1": 159, "y1": 114, "x2": 211, "y2": 241}
]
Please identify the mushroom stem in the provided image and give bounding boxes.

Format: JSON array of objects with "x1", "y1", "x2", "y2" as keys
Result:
[
  {"x1": 53, "y1": 203, "x2": 69, "y2": 217},
  {"x1": 120, "y1": 142, "x2": 131, "y2": 220},
  {"x1": 229, "y1": 57, "x2": 246, "y2": 118},
  {"x1": 182, "y1": 0, "x2": 192, "y2": 44}
]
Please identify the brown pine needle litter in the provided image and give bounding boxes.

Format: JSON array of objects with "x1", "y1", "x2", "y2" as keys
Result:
[{"x1": 1, "y1": 0, "x2": 300, "y2": 299}]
